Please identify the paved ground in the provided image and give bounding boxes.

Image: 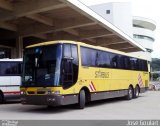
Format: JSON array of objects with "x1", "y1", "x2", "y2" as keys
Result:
[{"x1": 0, "y1": 91, "x2": 160, "y2": 120}]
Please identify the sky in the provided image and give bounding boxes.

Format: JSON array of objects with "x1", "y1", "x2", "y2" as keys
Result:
[{"x1": 79, "y1": 0, "x2": 160, "y2": 58}]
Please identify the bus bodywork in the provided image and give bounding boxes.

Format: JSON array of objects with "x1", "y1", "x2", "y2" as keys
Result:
[
  {"x1": 0, "y1": 59, "x2": 22, "y2": 103},
  {"x1": 20, "y1": 40, "x2": 149, "y2": 108}
]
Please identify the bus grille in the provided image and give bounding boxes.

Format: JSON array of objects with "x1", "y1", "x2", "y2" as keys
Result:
[
  {"x1": 37, "y1": 91, "x2": 46, "y2": 94},
  {"x1": 27, "y1": 91, "x2": 35, "y2": 94}
]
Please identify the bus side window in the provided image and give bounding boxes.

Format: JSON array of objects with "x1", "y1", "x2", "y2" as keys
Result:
[
  {"x1": 97, "y1": 51, "x2": 111, "y2": 68},
  {"x1": 139, "y1": 60, "x2": 148, "y2": 71},
  {"x1": 0, "y1": 62, "x2": 22, "y2": 76},
  {"x1": 110, "y1": 54, "x2": 118, "y2": 68},
  {"x1": 130, "y1": 58, "x2": 137, "y2": 70},
  {"x1": 143, "y1": 60, "x2": 148, "y2": 71},
  {"x1": 124, "y1": 57, "x2": 130, "y2": 70},
  {"x1": 81, "y1": 47, "x2": 97, "y2": 67}
]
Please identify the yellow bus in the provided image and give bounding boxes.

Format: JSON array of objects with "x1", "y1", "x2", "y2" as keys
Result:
[{"x1": 20, "y1": 40, "x2": 149, "y2": 109}]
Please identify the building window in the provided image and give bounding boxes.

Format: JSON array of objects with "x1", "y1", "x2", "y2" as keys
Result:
[
  {"x1": 146, "y1": 48, "x2": 153, "y2": 53},
  {"x1": 106, "y1": 10, "x2": 110, "y2": 14},
  {"x1": 133, "y1": 34, "x2": 154, "y2": 41},
  {"x1": 133, "y1": 24, "x2": 145, "y2": 28}
]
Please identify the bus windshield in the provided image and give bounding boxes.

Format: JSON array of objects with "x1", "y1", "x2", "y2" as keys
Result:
[{"x1": 22, "y1": 44, "x2": 62, "y2": 87}]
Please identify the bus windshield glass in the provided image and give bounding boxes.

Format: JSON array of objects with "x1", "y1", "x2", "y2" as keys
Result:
[{"x1": 22, "y1": 44, "x2": 62, "y2": 87}]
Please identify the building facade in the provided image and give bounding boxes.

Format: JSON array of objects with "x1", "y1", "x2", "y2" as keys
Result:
[
  {"x1": 130, "y1": 16, "x2": 156, "y2": 61},
  {"x1": 90, "y1": 2, "x2": 133, "y2": 37},
  {"x1": 90, "y1": 2, "x2": 156, "y2": 61}
]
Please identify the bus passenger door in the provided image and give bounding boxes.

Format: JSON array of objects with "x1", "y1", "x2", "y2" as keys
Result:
[
  {"x1": 61, "y1": 44, "x2": 78, "y2": 92},
  {"x1": 61, "y1": 57, "x2": 74, "y2": 89}
]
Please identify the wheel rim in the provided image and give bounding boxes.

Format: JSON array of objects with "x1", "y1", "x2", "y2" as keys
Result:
[
  {"x1": 136, "y1": 88, "x2": 139, "y2": 97},
  {"x1": 129, "y1": 88, "x2": 133, "y2": 99}
]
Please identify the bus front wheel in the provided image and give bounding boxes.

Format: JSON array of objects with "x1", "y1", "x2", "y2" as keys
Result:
[{"x1": 78, "y1": 90, "x2": 86, "y2": 109}]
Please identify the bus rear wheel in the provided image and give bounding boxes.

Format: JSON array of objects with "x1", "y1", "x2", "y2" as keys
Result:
[
  {"x1": 0, "y1": 93, "x2": 3, "y2": 104},
  {"x1": 134, "y1": 86, "x2": 140, "y2": 98},
  {"x1": 126, "y1": 86, "x2": 133, "y2": 100},
  {"x1": 78, "y1": 90, "x2": 86, "y2": 109}
]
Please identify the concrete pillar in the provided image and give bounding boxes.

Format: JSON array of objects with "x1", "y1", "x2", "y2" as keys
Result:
[
  {"x1": 11, "y1": 47, "x2": 16, "y2": 58},
  {"x1": 16, "y1": 36, "x2": 23, "y2": 58}
]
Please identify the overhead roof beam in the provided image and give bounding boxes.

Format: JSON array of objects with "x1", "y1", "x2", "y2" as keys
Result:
[
  {"x1": 54, "y1": 17, "x2": 97, "y2": 31},
  {"x1": 119, "y1": 47, "x2": 135, "y2": 50},
  {"x1": 80, "y1": 29, "x2": 114, "y2": 39},
  {"x1": 120, "y1": 47, "x2": 139, "y2": 52},
  {"x1": 26, "y1": 14, "x2": 81, "y2": 37},
  {"x1": 0, "y1": 21, "x2": 49, "y2": 40},
  {"x1": 85, "y1": 38, "x2": 97, "y2": 43},
  {"x1": 95, "y1": 37, "x2": 124, "y2": 46},
  {"x1": 107, "y1": 43, "x2": 131, "y2": 49},
  {"x1": 119, "y1": 47, "x2": 137, "y2": 52},
  {"x1": 63, "y1": 29, "x2": 97, "y2": 43},
  {"x1": 63, "y1": 29, "x2": 79, "y2": 36},
  {"x1": 0, "y1": 0, "x2": 13, "y2": 11},
  {"x1": 19, "y1": 17, "x2": 96, "y2": 37},
  {"x1": 14, "y1": 0, "x2": 66, "y2": 17},
  {"x1": 33, "y1": 34, "x2": 48, "y2": 40},
  {"x1": 0, "y1": 21, "x2": 17, "y2": 31},
  {"x1": 26, "y1": 14, "x2": 54, "y2": 26},
  {"x1": 47, "y1": 31, "x2": 79, "y2": 41},
  {"x1": 0, "y1": 0, "x2": 67, "y2": 21},
  {"x1": 102, "y1": 41, "x2": 127, "y2": 46}
]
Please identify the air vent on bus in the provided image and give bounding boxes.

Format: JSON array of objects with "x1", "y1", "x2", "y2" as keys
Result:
[
  {"x1": 27, "y1": 91, "x2": 35, "y2": 94},
  {"x1": 37, "y1": 91, "x2": 46, "y2": 94}
]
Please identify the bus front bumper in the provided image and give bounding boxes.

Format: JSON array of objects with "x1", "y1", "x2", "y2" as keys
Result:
[
  {"x1": 21, "y1": 94, "x2": 78, "y2": 106},
  {"x1": 4, "y1": 94, "x2": 20, "y2": 102}
]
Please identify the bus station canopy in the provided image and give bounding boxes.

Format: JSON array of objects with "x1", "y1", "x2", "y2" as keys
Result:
[{"x1": 0, "y1": 0, "x2": 146, "y2": 52}]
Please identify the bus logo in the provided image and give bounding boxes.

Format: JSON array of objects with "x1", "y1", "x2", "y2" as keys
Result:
[{"x1": 89, "y1": 81, "x2": 96, "y2": 91}]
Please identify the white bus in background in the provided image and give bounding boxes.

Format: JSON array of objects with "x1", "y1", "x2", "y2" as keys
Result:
[{"x1": 0, "y1": 59, "x2": 22, "y2": 103}]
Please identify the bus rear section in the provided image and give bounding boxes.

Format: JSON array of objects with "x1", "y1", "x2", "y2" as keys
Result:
[
  {"x1": 0, "y1": 59, "x2": 22, "y2": 103},
  {"x1": 20, "y1": 40, "x2": 149, "y2": 109},
  {"x1": 80, "y1": 46, "x2": 149, "y2": 102}
]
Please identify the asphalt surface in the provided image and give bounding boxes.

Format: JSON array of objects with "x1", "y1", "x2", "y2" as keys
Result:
[{"x1": 0, "y1": 91, "x2": 160, "y2": 120}]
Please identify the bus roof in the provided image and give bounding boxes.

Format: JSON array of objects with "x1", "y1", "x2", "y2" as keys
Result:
[
  {"x1": 0, "y1": 58, "x2": 23, "y2": 62},
  {"x1": 26, "y1": 40, "x2": 148, "y2": 61}
]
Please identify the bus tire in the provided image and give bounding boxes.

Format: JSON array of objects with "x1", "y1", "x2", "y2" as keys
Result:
[
  {"x1": 134, "y1": 86, "x2": 140, "y2": 98},
  {"x1": 0, "y1": 92, "x2": 4, "y2": 104},
  {"x1": 126, "y1": 86, "x2": 133, "y2": 100},
  {"x1": 78, "y1": 90, "x2": 86, "y2": 109}
]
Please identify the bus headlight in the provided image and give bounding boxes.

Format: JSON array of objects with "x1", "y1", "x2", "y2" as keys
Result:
[
  {"x1": 20, "y1": 91, "x2": 25, "y2": 95},
  {"x1": 48, "y1": 90, "x2": 60, "y2": 95},
  {"x1": 54, "y1": 90, "x2": 60, "y2": 95}
]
